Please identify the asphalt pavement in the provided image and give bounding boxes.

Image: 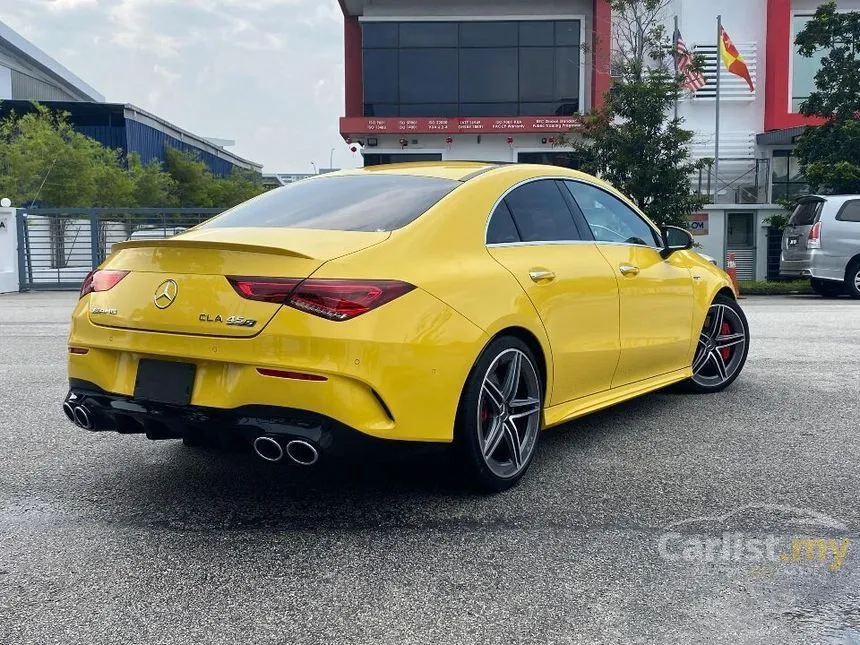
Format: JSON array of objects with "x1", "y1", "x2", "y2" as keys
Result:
[{"x1": 0, "y1": 292, "x2": 858, "y2": 645}]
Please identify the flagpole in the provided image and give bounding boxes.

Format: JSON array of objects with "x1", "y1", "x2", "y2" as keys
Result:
[
  {"x1": 714, "y1": 14, "x2": 722, "y2": 204},
  {"x1": 673, "y1": 15, "x2": 679, "y2": 121}
]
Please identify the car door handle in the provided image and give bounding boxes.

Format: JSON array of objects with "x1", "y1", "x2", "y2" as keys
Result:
[
  {"x1": 529, "y1": 270, "x2": 556, "y2": 283},
  {"x1": 619, "y1": 264, "x2": 640, "y2": 276}
]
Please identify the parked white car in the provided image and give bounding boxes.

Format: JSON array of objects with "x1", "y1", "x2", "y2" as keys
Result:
[{"x1": 780, "y1": 195, "x2": 860, "y2": 298}]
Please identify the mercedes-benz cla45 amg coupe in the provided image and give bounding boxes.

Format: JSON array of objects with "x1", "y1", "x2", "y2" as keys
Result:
[{"x1": 64, "y1": 163, "x2": 749, "y2": 491}]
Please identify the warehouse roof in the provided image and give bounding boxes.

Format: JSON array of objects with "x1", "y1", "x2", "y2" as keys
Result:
[
  {"x1": 0, "y1": 100, "x2": 262, "y2": 172},
  {"x1": 0, "y1": 19, "x2": 104, "y2": 102}
]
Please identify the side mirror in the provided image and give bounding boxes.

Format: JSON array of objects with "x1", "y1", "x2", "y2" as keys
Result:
[{"x1": 660, "y1": 225, "x2": 694, "y2": 259}]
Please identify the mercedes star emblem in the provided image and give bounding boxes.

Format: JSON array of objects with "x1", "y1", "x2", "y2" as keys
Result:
[{"x1": 153, "y1": 279, "x2": 178, "y2": 309}]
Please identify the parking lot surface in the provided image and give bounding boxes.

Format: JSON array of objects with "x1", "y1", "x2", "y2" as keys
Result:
[{"x1": 1, "y1": 292, "x2": 858, "y2": 644}]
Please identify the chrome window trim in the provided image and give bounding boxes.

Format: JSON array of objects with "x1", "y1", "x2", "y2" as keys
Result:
[
  {"x1": 487, "y1": 240, "x2": 663, "y2": 251},
  {"x1": 484, "y1": 175, "x2": 664, "y2": 250}
]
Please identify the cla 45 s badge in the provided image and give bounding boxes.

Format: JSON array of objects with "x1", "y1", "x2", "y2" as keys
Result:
[{"x1": 199, "y1": 313, "x2": 257, "y2": 328}]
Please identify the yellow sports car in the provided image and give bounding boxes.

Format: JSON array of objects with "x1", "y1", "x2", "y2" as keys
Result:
[{"x1": 64, "y1": 162, "x2": 749, "y2": 491}]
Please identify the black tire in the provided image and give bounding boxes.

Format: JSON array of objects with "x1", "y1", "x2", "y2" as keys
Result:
[
  {"x1": 811, "y1": 278, "x2": 844, "y2": 298},
  {"x1": 454, "y1": 336, "x2": 543, "y2": 493},
  {"x1": 680, "y1": 294, "x2": 750, "y2": 394},
  {"x1": 845, "y1": 260, "x2": 860, "y2": 299}
]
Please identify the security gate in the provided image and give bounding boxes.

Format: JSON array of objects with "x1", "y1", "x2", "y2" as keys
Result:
[{"x1": 16, "y1": 208, "x2": 223, "y2": 291}]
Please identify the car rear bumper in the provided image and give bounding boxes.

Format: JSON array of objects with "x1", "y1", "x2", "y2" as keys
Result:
[
  {"x1": 63, "y1": 379, "x2": 392, "y2": 458},
  {"x1": 780, "y1": 256, "x2": 845, "y2": 281},
  {"x1": 67, "y1": 289, "x2": 487, "y2": 443}
]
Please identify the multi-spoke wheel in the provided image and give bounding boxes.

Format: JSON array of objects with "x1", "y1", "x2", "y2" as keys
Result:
[
  {"x1": 455, "y1": 337, "x2": 543, "y2": 492},
  {"x1": 683, "y1": 295, "x2": 750, "y2": 393}
]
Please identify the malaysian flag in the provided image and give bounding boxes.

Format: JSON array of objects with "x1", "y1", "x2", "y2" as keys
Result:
[{"x1": 673, "y1": 27, "x2": 706, "y2": 92}]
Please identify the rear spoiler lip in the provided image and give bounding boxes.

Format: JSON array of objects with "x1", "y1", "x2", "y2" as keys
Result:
[{"x1": 110, "y1": 238, "x2": 315, "y2": 260}]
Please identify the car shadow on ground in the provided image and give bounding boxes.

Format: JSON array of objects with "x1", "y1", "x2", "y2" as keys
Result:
[{"x1": 66, "y1": 390, "x2": 701, "y2": 533}]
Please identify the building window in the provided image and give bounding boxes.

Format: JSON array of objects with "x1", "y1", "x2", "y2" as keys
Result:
[
  {"x1": 361, "y1": 20, "x2": 582, "y2": 118},
  {"x1": 791, "y1": 14, "x2": 827, "y2": 113},
  {"x1": 771, "y1": 149, "x2": 808, "y2": 201},
  {"x1": 363, "y1": 153, "x2": 443, "y2": 166},
  {"x1": 517, "y1": 152, "x2": 581, "y2": 169}
]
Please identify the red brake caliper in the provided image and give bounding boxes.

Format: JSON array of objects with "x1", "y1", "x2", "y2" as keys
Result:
[
  {"x1": 480, "y1": 404, "x2": 489, "y2": 424},
  {"x1": 719, "y1": 322, "x2": 732, "y2": 361}
]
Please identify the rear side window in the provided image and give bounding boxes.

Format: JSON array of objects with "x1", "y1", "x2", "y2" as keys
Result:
[
  {"x1": 503, "y1": 180, "x2": 580, "y2": 242},
  {"x1": 199, "y1": 174, "x2": 460, "y2": 232},
  {"x1": 788, "y1": 200, "x2": 823, "y2": 226},
  {"x1": 487, "y1": 201, "x2": 521, "y2": 244},
  {"x1": 836, "y1": 200, "x2": 860, "y2": 222}
]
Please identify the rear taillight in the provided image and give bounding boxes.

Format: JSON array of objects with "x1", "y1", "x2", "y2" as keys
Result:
[
  {"x1": 80, "y1": 270, "x2": 129, "y2": 298},
  {"x1": 807, "y1": 221, "x2": 822, "y2": 249},
  {"x1": 227, "y1": 277, "x2": 301, "y2": 303},
  {"x1": 289, "y1": 279, "x2": 415, "y2": 321},
  {"x1": 227, "y1": 277, "x2": 415, "y2": 321}
]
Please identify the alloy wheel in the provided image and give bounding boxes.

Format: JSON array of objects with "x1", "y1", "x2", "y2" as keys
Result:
[
  {"x1": 476, "y1": 348, "x2": 542, "y2": 479},
  {"x1": 692, "y1": 303, "x2": 748, "y2": 388}
]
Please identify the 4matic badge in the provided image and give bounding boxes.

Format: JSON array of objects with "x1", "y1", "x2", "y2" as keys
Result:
[{"x1": 199, "y1": 313, "x2": 257, "y2": 328}]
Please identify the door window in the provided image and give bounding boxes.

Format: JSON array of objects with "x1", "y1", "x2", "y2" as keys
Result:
[
  {"x1": 498, "y1": 179, "x2": 580, "y2": 243},
  {"x1": 563, "y1": 182, "x2": 660, "y2": 247}
]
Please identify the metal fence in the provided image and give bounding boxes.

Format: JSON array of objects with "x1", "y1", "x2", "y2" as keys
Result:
[{"x1": 16, "y1": 208, "x2": 224, "y2": 291}]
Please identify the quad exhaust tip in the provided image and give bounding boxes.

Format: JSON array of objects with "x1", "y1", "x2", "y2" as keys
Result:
[
  {"x1": 62, "y1": 401, "x2": 75, "y2": 423},
  {"x1": 252, "y1": 436, "x2": 320, "y2": 466},
  {"x1": 253, "y1": 435, "x2": 285, "y2": 462},
  {"x1": 73, "y1": 406, "x2": 93, "y2": 430},
  {"x1": 285, "y1": 440, "x2": 319, "y2": 466}
]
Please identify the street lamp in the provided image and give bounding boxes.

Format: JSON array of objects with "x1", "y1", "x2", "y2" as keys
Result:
[
  {"x1": 310, "y1": 161, "x2": 317, "y2": 174},
  {"x1": 329, "y1": 148, "x2": 335, "y2": 170}
]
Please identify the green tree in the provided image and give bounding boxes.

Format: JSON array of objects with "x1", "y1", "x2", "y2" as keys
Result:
[
  {"x1": 207, "y1": 168, "x2": 265, "y2": 207},
  {"x1": 164, "y1": 146, "x2": 214, "y2": 207},
  {"x1": 558, "y1": 0, "x2": 709, "y2": 228},
  {"x1": 0, "y1": 103, "x2": 135, "y2": 207},
  {"x1": 0, "y1": 102, "x2": 263, "y2": 209},
  {"x1": 793, "y1": 2, "x2": 860, "y2": 194},
  {"x1": 128, "y1": 153, "x2": 178, "y2": 207}
]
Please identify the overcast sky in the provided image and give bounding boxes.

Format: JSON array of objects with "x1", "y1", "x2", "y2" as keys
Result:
[{"x1": 3, "y1": 0, "x2": 361, "y2": 173}]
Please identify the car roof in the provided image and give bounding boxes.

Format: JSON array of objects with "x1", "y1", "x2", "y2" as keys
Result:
[
  {"x1": 803, "y1": 194, "x2": 860, "y2": 204},
  {"x1": 336, "y1": 161, "x2": 495, "y2": 181},
  {"x1": 332, "y1": 161, "x2": 610, "y2": 186}
]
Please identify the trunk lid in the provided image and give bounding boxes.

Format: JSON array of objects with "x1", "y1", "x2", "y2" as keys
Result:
[
  {"x1": 87, "y1": 227, "x2": 390, "y2": 337},
  {"x1": 783, "y1": 199, "x2": 823, "y2": 258}
]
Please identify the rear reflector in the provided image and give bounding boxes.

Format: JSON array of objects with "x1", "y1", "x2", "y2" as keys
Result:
[
  {"x1": 80, "y1": 270, "x2": 129, "y2": 298},
  {"x1": 228, "y1": 276, "x2": 415, "y2": 321},
  {"x1": 808, "y1": 221, "x2": 822, "y2": 249},
  {"x1": 69, "y1": 347, "x2": 89, "y2": 355},
  {"x1": 256, "y1": 368, "x2": 328, "y2": 382}
]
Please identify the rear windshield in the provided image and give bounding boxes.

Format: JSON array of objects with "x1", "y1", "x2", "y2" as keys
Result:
[
  {"x1": 788, "y1": 200, "x2": 823, "y2": 226},
  {"x1": 199, "y1": 174, "x2": 460, "y2": 232}
]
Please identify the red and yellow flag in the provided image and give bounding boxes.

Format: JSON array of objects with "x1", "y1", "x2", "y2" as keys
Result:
[{"x1": 719, "y1": 26, "x2": 754, "y2": 92}]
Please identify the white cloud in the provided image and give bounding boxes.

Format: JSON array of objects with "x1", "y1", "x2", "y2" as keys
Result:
[{"x1": 0, "y1": 0, "x2": 356, "y2": 172}]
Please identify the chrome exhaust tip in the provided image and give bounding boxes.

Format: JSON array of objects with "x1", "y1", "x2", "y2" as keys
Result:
[
  {"x1": 253, "y1": 435, "x2": 284, "y2": 462},
  {"x1": 62, "y1": 401, "x2": 76, "y2": 424},
  {"x1": 285, "y1": 440, "x2": 319, "y2": 467},
  {"x1": 73, "y1": 406, "x2": 93, "y2": 430}
]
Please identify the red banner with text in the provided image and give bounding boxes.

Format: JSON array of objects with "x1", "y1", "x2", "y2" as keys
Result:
[{"x1": 340, "y1": 116, "x2": 581, "y2": 136}]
